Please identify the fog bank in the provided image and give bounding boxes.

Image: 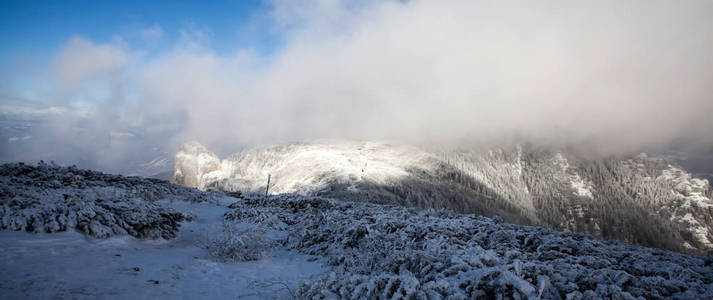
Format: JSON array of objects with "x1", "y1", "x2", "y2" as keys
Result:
[{"x1": 2, "y1": 0, "x2": 713, "y2": 172}]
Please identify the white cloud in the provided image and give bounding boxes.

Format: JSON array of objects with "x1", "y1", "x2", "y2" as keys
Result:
[
  {"x1": 49, "y1": 36, "x2": 128, "y2": 86},
  {"x1": 0, "y1": 105, "x2": 68, "y2": 119},
  {"x1": 5, "y1": 0, "x2": 713, "y2": 172},
  {"x1": 7, "y1": 136, "x2": 32, "y2": 143},
  {"x1": 140, "y1": 25, "x2": 164, "y2": 45},
  {"x1": 110, "y1": 131, "x2": 135, "y2": 138},
  {"x1": 156, "y1": 0, "x2": 713, "y2": 152}
]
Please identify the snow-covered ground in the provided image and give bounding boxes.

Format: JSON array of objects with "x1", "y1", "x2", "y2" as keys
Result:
[
  {"x1": 0, "y1": 198, "x2": 325, "y2": 299},
  {"x1": 232, "y1": 194, "x2": 713, "y2": 299},
  {"x1": 2, "y1": 163, "x2": 713, "y2": 299}
]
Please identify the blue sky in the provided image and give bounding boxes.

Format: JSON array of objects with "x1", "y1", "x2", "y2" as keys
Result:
[{"x1": 0, "y1": 0, "x2": 278, "y2": 67}]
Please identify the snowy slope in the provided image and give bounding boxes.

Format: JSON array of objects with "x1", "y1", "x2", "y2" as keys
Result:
[
  {"x1": 173, "y1": 141, "x2": 713, "y2": 255},
  {"x1": 173, "y1": 141, "x2": 429, "y2": 194},
  {"x1": 2, "y1": 163, "x2": 713, "y2": 299},
  {"x1": 129, "y1": 154, "x2": 174, "y2": 179},
  {"x1": 0, "y1": 163, "x2": 325, "y2": 299},
  {"x1": 229, "y1": 194, "x2": 713, "y2": 299},
  {"x1": 0, "y1": 198, "x2": 325, "y2": 299}
]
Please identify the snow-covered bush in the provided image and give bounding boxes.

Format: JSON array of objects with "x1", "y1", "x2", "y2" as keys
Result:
[
  {"x1": 203, "y1": 221, "x2": 275, "y2": 262},
  {"x1": 224, "y1": 206, "x2": 287, "y2": 230},
  {"x1": 0, "y1": 162, "x2": 216, "y2": 239},
  {"x1": 0, "y1": 162, "x2": 220, "y2": 203},
  {"x1": 225, "y1": 194, "x2": 713, "y2": 299}
]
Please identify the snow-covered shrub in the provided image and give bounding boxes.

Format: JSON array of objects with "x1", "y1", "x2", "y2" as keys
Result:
[
  {"x1": 203, "y1": 221, "x2": 275, "y2": 262},
  {"x1": 224, "y1": 194, "x2": 713, "y2": 299},
  {"x1": 298, "y1": 270, "x2": 434, "y2": 299},
  {"x1": 223, "y1": 206, "x2": 287, "y2": 230},
  {"x1": 0, "y1": 162, "x2": 220, "y2": 203},
  {"x1": 0, "y1": 162, "x2": 213, "y2": 239}
]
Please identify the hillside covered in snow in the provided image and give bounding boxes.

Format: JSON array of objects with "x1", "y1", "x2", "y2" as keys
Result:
[
  {"x1": 1, "y1": 163, "x2": 713, "y2": 299},
  {"x1": 172, "y1": 141, "x2": 713, "y2": 255},
  {"x1": 234, "y1": 194, "x2": 713, "y2": 299},
  {"x1": 0, "y1": 162, "x2": 220, "y2": 239}
]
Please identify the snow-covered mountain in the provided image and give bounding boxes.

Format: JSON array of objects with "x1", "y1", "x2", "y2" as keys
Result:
[
  {"x1": 2, "y1": 162, "x2": 713, "y2": 298},
  {"x1": 173, "y1": 141, "x2": 713, "y2": 255},
  {"x1": 127, "y1": 154, "x2": 174, "y2": 180}
]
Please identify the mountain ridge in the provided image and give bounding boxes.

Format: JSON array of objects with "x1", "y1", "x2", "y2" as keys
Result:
[{"x1": 172, "y1": 141, "x2": 713, "y2": 255}]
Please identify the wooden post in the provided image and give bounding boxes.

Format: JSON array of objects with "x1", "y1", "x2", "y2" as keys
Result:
[{"x1": 265, "y1": 174, "x2": 271, "y2": 196}]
